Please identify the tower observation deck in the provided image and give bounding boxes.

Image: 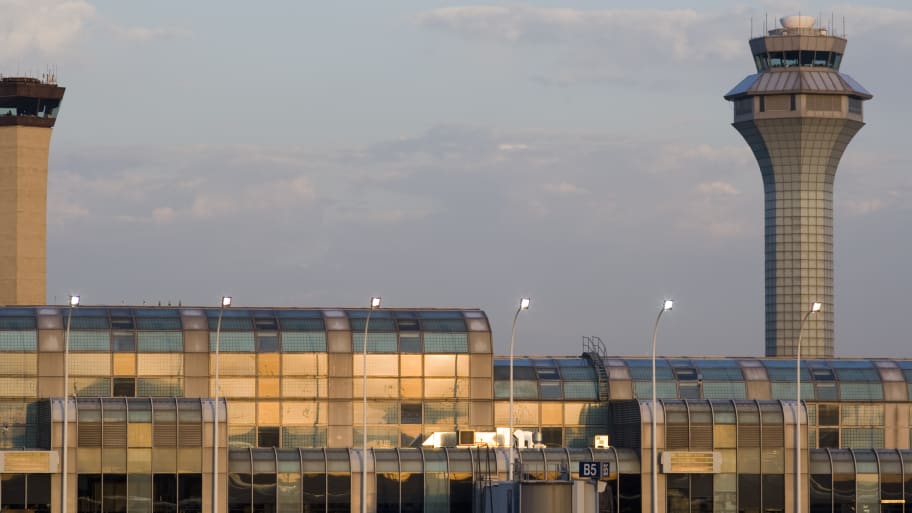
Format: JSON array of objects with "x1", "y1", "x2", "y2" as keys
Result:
[
  {"x1": 0, "y1": 76, "x2": 65, "y2": 305},
  {"x1": 724, "y1": 16, "x2": 872, "y2": 358}
]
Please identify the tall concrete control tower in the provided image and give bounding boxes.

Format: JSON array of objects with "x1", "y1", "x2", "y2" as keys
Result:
[
  {"x1": 725, "y1": 16, "x2": 872, "y2": 357},
  {"x1": 0, "y1": 76, "x2": 65, "y2": 305}
]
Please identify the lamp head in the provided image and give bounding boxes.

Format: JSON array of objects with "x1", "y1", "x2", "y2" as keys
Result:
[
  {"x1": 519, "y1": 297, "x2": 531, "y2": 310},
  {"x1": 811, "y1": 302, "x2": 822, "y2": 313},
  {"x1": 221, "y1": 296, "x2": 232, "y2": 307},
  {"x1": 663, "y1": 299, "x2": 674, "y2": 311},
  {"x1": 69, "y1": 295, "x2": 80, "y2": 307},
  {"x1": 370, "y1": 296, "x2": 382, "y2": 309}
]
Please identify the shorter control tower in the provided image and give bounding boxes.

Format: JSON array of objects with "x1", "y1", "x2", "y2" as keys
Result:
[
  {"x1": 0, "y1": 76, "x2": 65, "y2": 305},
  {"x1": 725, "y1": 17, "x2": 872, "y2": 357}
]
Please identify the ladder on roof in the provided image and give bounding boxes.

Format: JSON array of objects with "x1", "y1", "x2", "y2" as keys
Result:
[{"x1": 582, "y1": 336, "x2": 610, "y2": 402}]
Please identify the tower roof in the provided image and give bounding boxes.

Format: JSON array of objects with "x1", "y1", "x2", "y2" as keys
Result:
[{"x1": 725, "y1": 70, "x2": 872, "y2": 100}]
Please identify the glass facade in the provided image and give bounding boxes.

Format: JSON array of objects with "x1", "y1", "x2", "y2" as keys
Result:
[{"x1": 2, "y1": 306, "x2": 912, "y2": 512}]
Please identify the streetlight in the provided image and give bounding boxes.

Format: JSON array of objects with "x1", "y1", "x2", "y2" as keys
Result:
[
  {"x1": 795, "y1": 302, "x2": 821, "y2": 513},
  {"x1": 212, "y1": 296, "x2": 231, "y2": 513},
  {"x1": 362, "y1": 296, "x2": 381, "y2": 513},
  {"x1": 61, "y1": 294, "x2": 79, "y2": 513},
  {"x1": 508, "y1": 297, "x2": 531, "y2": 482},
  {"x1": 651, "y1": 299, "x2": 673, "y2": 513}
]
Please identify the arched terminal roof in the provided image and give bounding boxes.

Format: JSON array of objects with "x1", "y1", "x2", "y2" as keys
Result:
[
  {"x1": 493, "y1": 356, "x2": 912, "y2": 402},
  {"x1": 0, "y1": 306, "x2": 492, "y2": 354}
]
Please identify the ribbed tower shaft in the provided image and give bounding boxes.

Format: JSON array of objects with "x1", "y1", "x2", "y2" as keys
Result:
[{"x1": 734, "y1": 117, "x2": 863, "y2": 357}]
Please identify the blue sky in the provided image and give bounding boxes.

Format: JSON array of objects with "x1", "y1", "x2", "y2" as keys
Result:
[{"x1": 3, "y1": 0, "x2": 910, "y2": 357}]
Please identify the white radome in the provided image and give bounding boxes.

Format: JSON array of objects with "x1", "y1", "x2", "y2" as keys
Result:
[{"x1": 781, "y1": 15, "x2": 816, "y2": 30}]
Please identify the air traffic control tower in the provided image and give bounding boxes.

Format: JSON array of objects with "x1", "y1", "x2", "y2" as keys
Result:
[
  {"x1": 725, "y1": 16, "x2": 872, "y2": 358},
  {"x1": 0, "y1": 76, "x2": 65, "y2": 305}
]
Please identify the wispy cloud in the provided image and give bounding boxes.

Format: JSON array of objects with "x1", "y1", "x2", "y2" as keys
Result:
[
  {"x1": 416, "y1": 6, "x2": 745, "y2": 62},
  {"x1": 110, "y1": 25, "x2": 190, "y2": 42},
  {"x1": 0, "y1": 0, "x2": 94, "y2": 59}
]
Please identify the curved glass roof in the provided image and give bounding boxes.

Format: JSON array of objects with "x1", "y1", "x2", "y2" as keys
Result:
[
  {"x1": 0, "y1": 306, "x2": 491, "y2": 354},
  {"x1": 493, "y1": 356, "x2": 912, "y2": 402}
]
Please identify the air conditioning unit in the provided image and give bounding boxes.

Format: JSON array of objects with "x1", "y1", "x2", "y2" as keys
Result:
[
  {"x1": 594, "y1": 435, "x2": 611, "y2": 448},
  {"x1": 458, "y1": 430, "x2": 476, "y2": 445}
]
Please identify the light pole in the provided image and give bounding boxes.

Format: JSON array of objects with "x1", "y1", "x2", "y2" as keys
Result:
[
  {"x1": 795, "y1": 302, "x2": 821, "y2": 513},
  {"x1": 508, "y1": 297, "x2": 531, "y2": 482},
  {"x1": 651, "y1": 299, "x2": 673, "y2": 513},
  {"x1": 362, "y1": 296, "x2": 381, "y2": 513},
  {"x1": 212, "y1": 296, "x2": 231, "y2": 513},
  {"x1": 62, "y1": 294, "x2": 79, "y2": 513}
]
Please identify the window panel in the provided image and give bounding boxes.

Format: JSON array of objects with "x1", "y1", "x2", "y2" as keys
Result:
[
  {"x1": 210, "y1": 332, "x2": 255, "y2": 352},
  {"x1": 633, "y1": 381, "x2": 677, "y2": 399},
  {"x1": 352, "y1": 333, "x2": 398, "y2": 353},
  {"x1": 0, "y1": 330, "x2": 37, "y2": 350},
  {"x1": 354, "y1": 378, "x2": 399, "y2": 399},
  {"x1": 214, "y1": 354, "x2": 257, "y2": 376},
  {"x1": 399, "y1": 355, "x2": 423, "y2": 377},
  {"x1": 839, "y1": 383, "x2": 883, "y2": 400},
  {"x1": 281, "y1": 377, "x2": 325, "y2": 398},
  {"x1": 401, "y1": 403, "x2": 422, "y2": 424},
  {"x1": 564, "y1": 403, "x2": 608, "y2": 426},
  {"x1": 281, "y1": 354, "x2": 325, "y2": 375},
  {"x1": 216, "y1": 378, "x2": 257, "y2": 398},
  {"x1": 136, "y1": 354, "x2": 182, "y2": 376},
  {"x1": 424, "y1": 401, "x2": 468, "y2": 424},
  {"x1": 136, "y1": 378, "x2": 182, "y2": 397},
  {"x1": 73, "y1": 377, "x2": 110, "y2": 396},
  {"x1": 703, "y1": 382, "x2": 746, "y2": 399},
  {"x1": 424, "y1": 378, "x2": 457, "y2": 398},
  {"x1": 0, "y1": 317, "x2": 36, "y2": 330},
  {"x1": 281, "y1": 332, "x2": 326, "y2": 352},
  {"x1": 136, "y1": 331, "x2": 183, "y2": 352},
  {"x1": 0, "y1": 353, "x2": 37, "y2": 375},
  {"x1": 69, "y1": 331, "x2": 110, "y2": 351},
  {"x1": 0, "y1": 378, "x2": 36, "y2": 397},
  {"x1": 423, "y1": 333, "x2": 468, "y2": 353},
  {"x1": 281, "y1": 401, "x2": 325, "y2": 425},
  {"x1": 841, "y1": 428, "x2": 884, "y2": 449},
  {"x1": 494, "y1": 380, "x2": 538, "y2": 400},
  {"x1": 69, "y1": 354, "x2": 112, "y2": 376},
  {"x1": 353, "y1": 400, "x2": 399, "y2": 424},
  {"x1": 361, "y1": 354, "x2": 399, "y2": 377},
  {"x1": 840, "y1": 404, "x2": 884, "y2": 426},
  {"x1": 399, "y1": 378, "x2": 422, "y2": 399},
  {"x1": 420, "y1": 319, "x2": 466, "y2": 332},
  {"x1": 424, "y1": 355, "x2": 457, "y2": 377},
  {"x1": 283, "y1": 426, "x2": 326, "y2": 448},
  {"x1": 563, "y1": 381, "x2": 598, "y2": 400}
]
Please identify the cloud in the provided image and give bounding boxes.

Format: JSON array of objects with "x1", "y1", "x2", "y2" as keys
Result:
[
  {"x1": 698, "y1": 181, "x2": 739, "y2": 196},
  {"x1": 843, "y1": 198, "x2": 884, "y2": 216},
  {"x1": 151, "y1": 207, "x2": 176, "y2": 224},
  {"x1": 498, "y1": 143, "x2": 529, "y2": 151},
  {"x1": 834, "y1": 6, "x2": 912, "y2": 47},
  {"x1": 110, "y1": 25, "x2": 190, "y2": 42},
  {"x1": 416, "y1": 6, "x2": 745, "y2": 62},
  {"x1": 0, "y1": 0, "x2": 95, "y2": 59},
  {"x1": 544, "y1": 182, "x2": 587, "y2": 195}
]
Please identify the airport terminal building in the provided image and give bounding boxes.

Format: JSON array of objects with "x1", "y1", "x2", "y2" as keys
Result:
[{"x1": 0, "y1": 305, "x2": 910, "y2": 513}]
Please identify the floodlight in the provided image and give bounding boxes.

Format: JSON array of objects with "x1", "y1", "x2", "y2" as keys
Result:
[
  {"x1": 221, "y1": 296, "x2": 232, "y2": 307},
  {"x1": 69, "y1": 295, "x2": 80, "y2": 307},
  {"x1": 371, "y1": 296, "x2": 382, "y2": 308},
  {"x1": 663, "y1": 299, "x2": 674, "y2": 311},
  {"x1": 811, "y1": 302, "x2": 822, "y2": 313},
  {"x1": 519, "y1": 298, "x2": 531, "y2": 310}
]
